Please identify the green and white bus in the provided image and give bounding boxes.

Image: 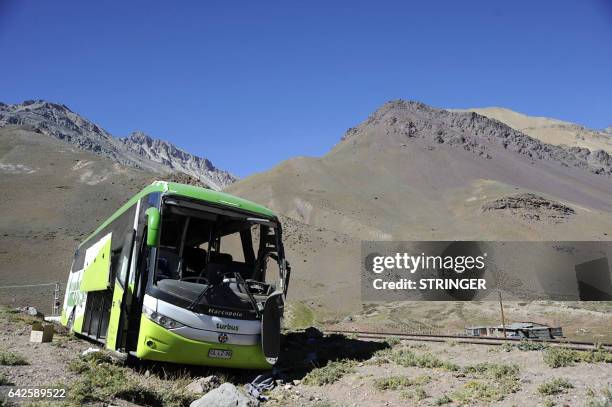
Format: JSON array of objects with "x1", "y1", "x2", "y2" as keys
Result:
[{"x1": 61, "y1": 181, "x2": 290, "y2": 369}]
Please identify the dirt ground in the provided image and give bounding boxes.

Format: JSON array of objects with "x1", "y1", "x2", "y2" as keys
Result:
[
  {"x1": 269, "y1": 341, "x2": 612, "y2": 407},
  {"x1": 1, "y1": 309, "x2": 611, "y2": 407}
]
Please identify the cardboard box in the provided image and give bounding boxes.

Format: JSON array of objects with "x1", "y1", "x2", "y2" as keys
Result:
[{"x1": 30, "y1": 323, "x2": 54, "y2": 343}]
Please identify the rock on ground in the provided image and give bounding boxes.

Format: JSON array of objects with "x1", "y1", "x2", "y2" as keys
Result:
[
  {"x1": 185, "y1": 375, "x2": 221, "y2": 394},
  {"x1": 482, "y1": 193, "x2": 575, "y2": 223},
  {"x1": 190, "y1": 383, "x2": 259, "y2": 407}
]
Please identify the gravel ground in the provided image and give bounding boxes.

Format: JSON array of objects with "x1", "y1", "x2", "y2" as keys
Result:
[{"x1": 1, "y1": 310, "x2": 610, "y2": 407}]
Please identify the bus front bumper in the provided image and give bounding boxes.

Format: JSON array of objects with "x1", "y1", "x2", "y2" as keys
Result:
[{"x1": 135, "y1": 316, "x2": 272, "y2": 369}]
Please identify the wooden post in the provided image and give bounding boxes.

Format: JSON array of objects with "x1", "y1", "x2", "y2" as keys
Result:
[{"x1": 498, "y1": 291, "x2": 507, "y2": 338}]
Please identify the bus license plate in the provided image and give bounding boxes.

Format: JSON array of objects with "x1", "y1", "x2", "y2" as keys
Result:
[{"x1": 208, "y1": 349, "x2": 232, "y2": 359}]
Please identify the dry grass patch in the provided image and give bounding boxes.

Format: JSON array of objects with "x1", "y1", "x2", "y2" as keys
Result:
[
  {"x1": 373, "y1": 374, "x2": 431, "y2": 391},
  {"x1": 302, "y1": 359, "x2": 356, "y2": 386},
  {"x1": 400, "y1": 386, "x2": 428, "y2": 401},
  {"x1": 537, "y1": 377, "x2": 574, "y2": 396},
  {"x1": 66, "y1": 351, "x2": 196, "y2": 406},
  {"x1": 586, "y1": 386, "x2": 612, "y2": 407},
  {"x1": 434, "y1": 394, "x2": 452, "y2": 405},
  {"x1": 449, "y1": 362, "x2": 521, "y2": 405},
  {"x1": 0, "y1": 373, "x2": 11, "y2": 385},
  {"x1": 0, "y1": 348, "x2": 28, "y2": 366},
  {"x1": 370, "y1": 347, "x2": 459, "y2": 371},
  {"x1": 543, "y1": 347, "x2": 612, "y2": 368}
]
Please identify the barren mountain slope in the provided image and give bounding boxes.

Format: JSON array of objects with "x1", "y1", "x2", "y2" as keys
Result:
[
  {"x1": 0, "y1": 126, "x2": 155, "y2": 309},
  {"x1": 229, "y1": 100, "x2": 612, "y2": 242},
  {"x1": 459, "y1": 106, "x2": 612, "y2": 154},
  {"x1": 228, "y1": 100, "x2": 612, "y2": 325}
]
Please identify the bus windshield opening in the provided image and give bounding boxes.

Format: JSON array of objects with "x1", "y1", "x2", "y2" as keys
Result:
[{"x1": 153, "y1": 199, "x2": 284, "y2": 315}]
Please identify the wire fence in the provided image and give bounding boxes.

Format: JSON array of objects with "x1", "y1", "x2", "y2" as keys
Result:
[{"x1": 0, "y1": 282, "x2": 63, "y2": 316}]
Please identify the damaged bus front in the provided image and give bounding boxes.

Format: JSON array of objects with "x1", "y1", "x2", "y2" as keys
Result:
[{"x1": 61, "y1": 181, "x2": 290, "y2": 369}]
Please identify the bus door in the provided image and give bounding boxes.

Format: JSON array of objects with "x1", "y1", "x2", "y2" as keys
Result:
[
  {"x1": 106, "y1": 229, "x2": 136, "y2": 351},
  {"x1": 80, "y1": 233, "x2": 113, "y2": 341}
]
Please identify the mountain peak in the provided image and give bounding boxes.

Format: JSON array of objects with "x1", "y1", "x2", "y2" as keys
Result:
[
  {"x1": 127, "y1": 131, "x2": 154, "y2": 144},
  {"x1": 377, "y1": 99, "x2": 434, "y2": 115},
  {"x1": 337, "y1": 99, "x2": 612, "y2": 176},
  {"x1": 119, "y1": 132, "x2": 237, "y2": 190}
]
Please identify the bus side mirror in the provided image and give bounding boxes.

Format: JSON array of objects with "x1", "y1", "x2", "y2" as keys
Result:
[{"x1": 145, "y1": 207, "x2": 160, "y2": 247}]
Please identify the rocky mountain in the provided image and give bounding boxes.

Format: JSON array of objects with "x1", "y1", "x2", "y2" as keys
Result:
[
  {"x1": 119, "y1": 131, "x2": 234, "y2": 191},
  {"x1": 2, "y1": 98, "x2": 612, "y2": 324},
  {"x1": 230, "y1": 100, "x2": 612, "y2": 240},
  {"x1": 340, "y1": 101, "x2": 612, "y2": 176},
  {"x1": 227, "y1": 100, "x2": 612, "y2": 314},
  {"x1": 0, "y1": 100, "x2": 236, "y2": 190},
  {"x1": 457, "y1": 107, "x2": 612, "y2": 155}
]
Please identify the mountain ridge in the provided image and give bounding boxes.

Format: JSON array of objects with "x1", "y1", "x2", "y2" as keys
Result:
[
  {"x1": 337, "y1": 100, "x2": 612, "y2": 176},
  {"x1": 455, "y1": 106, "x2": 612, "y2": 155},
  {"x1": 0, "y1": 100, "x2": 237, "y2": 190}
]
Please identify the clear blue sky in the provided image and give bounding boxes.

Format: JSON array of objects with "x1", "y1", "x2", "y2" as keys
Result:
[{"x1": 1, "y1": 1, "x2": 611, "y2": 177}]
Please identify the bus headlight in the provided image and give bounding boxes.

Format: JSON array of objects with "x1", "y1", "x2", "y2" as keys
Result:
[{"x1": 143, "y1": 306, "x2": 184, "y2": 330}]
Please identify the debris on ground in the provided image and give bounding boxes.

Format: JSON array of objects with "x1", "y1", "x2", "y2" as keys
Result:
[
  {"x1": 29, "y1": 321, "x2": 53, "y2": 343},
  {"x1": 304, "y1": 326, "x2": 324, "y2": 339},
  {"x1": 81, "y1": 347, "x2": 101, "y2": 357},
  {"x1": 190, "y1": 382, "x2": 259, "y2": 407},
  {"x1": 14, "y1": 306, "x2": 43, "y2": 317}
]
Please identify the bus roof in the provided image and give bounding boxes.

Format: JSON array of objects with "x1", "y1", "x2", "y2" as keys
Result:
[{"x1": 79, "y1": 181, "x2": 276, "y2": 248}]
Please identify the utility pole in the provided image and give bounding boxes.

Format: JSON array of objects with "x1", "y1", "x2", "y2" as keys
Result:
[
  {"x1": 53, "y1": 282, "x2": 61, "y2": 316},
  {"x1": 498, "y1": 291, "x2": 506, "y2": 338}
]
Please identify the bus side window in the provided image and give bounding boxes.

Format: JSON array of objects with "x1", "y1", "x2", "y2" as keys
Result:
[
  {"x1": 264, "y1": 254, "x2": 282, "y2": 292},
  {"x1": 219, "y1": 231, "x2": 245, "y2": 263},
  {"x1": 72, "y1": 248, "x2": 85, "y2": 273}
]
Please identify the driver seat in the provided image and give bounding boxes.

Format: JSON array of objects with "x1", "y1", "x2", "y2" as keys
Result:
[{"x1": 182, "y1": 247, "x2": 207, "y2": 278}]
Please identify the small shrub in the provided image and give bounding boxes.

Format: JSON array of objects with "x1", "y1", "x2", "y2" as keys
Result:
[
  {"x1": 385, "y1": 337, "x2": 401, "y2": 347},
  {"x1": 412, "y1": 374, "x2": 432, "y2": 385},
  {"x1": 386, "y1": 348, "x2": 458, "y2": 371},
  {"x1": 542, "y1": 398, "x2": 556, "y2": 407},
  {"x1": 303, "y1": 360, "x2": 356, "y2": 386},
  {"x1": 0, "y1": 373, "x2": 11, "y2": 385},
  {"x1": 543, "y1": 347, "x2": 612, "y2": 368},
  {"x1": 543, "y1": 348, "x2": 579, "y2": 368},
  {"x1": 374, "y1": 376, "x2": 413, "y2": 391},
  {"x1": 503, "y1": 340, "x2": 549, "y2": 352},
  {"x1": 0, "y1": 308, "x2": 40, "y2": 326},
  {"x1": 453, "y1": 380, "x2": 508, "y2": 404},
  {"x1": 373, "y1": 374, "x2": 431, "y2": 391},
  {"x1": 463, "y1": 362, "x2": 520, "y2": 380},
  {"x1": 367, "y1": 347, "x2": 392, "y2": 364},
  {"x1": 581, "y1": 349, "x2": 612, "y2": 364},
  {"x1": 66, "y1": 351, "x2": 194, "y2": 406},
  {"x1": 401, "y1": 386, "x2": 428, "y2": 401},
  {"x1": 0, "y1": 349, "x2": 28, "y2": 366},
  {"x1": 455, "y1": 362, "x2": 521, "y2": 403},
  {"x1": 434, "y1": 394, "x2": 452, "y2": 405},
  {"x1": 537, "y1": 378, "x2": 574, "y2": 396},
  {"x1": 517, "y1": 340, "x2": 549, "y2": 351},
  {"x1": 586, "y1": 386, "x2": 612, "y2": 407}
]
